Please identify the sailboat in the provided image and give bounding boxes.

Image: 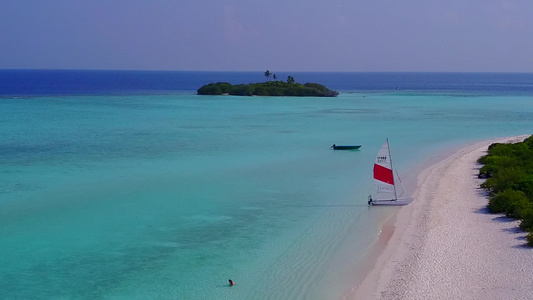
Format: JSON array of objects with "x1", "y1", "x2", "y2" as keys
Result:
[{"x1": 368, "y1": 138, "x2": 411, "y2": 206}]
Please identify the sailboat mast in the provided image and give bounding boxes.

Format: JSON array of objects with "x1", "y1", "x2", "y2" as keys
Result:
[{"x1": 386, "y1": 138, "x2": 398, "y2": 200}]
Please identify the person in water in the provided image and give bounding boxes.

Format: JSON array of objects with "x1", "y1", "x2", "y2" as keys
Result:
[{"x1": 229, "y1": 279, "x2": 235, "y2": 286}]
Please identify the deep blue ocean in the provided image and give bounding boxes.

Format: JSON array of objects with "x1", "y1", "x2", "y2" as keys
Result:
[
  {"x1": 2, "y1": 70, "x2": 533, "y2": 96},
  {"x1": 1, "y1": 70, "x2": 532, "y2": 300}
]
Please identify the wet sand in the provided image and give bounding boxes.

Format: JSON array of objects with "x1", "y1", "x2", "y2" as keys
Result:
[{"x1": 349, "y1": 135, "x2": 533, "y2": 300}]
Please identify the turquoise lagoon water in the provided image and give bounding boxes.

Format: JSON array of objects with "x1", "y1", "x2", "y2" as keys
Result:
[{"x1": 1, "y1": 73, "x2": 533, "y2": 299}]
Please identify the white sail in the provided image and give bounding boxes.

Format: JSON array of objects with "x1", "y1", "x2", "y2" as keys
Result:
[
  {"x1": 373, "y1": 139, "x2": 396, "y2": 201},
  {"x1": 369, "y1": 139, "x2": 411, "y2": 206}
]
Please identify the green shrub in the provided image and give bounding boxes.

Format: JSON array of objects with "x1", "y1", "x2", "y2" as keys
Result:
[
  {"x1": 519, "y1": 208, "x2": 533, "y2": 231},
  {"x1": 515, "y1": 175, "x2": 533, "y2": 199},
  {"x1": 196, "y1": 82, "x2": 234, "y2": 95},
  {"x1": 487, "y1": 192, "x2": 507, "y2": 213},
  {"x1": 488, "y1": 189, "x2": 526, "y2": 215},
  {"x1": 197, "y1": 83, "x2": 222, "y2": 95}
]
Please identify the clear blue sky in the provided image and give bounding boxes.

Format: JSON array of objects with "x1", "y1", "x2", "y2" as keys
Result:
[{"x1": 1, "y1": 1, "x2": 532, "y2": 72}]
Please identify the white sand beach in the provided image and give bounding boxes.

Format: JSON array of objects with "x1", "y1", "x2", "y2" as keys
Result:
[{"x1": 349, "y1": 135, "x2": 533, "y2": 300}]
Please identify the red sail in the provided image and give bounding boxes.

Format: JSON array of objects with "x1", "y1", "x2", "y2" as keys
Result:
[{"x1": 374, "y1": 164, "x2": 394, "y2": 185}]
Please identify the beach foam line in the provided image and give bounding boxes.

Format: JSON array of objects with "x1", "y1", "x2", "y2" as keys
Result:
[{"x1": 346, "y1": 135, "x2": 533, "y2": 300}]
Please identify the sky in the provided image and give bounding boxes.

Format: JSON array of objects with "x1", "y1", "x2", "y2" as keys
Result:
[{"x1": 1, "y1": 0, "x2": 532, "y2": 72}]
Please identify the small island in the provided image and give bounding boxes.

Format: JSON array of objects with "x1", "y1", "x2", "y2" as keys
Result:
[{"x1": 197, "y1": 71, "x2": 339, "y2": 97}]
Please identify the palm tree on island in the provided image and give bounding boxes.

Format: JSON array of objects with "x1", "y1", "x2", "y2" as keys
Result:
[
  {"x1": 287, "y1": 76, "x2": 295, "y2": 84},
  {"x1": 264, "y1": 70, "x2": 271, "y2": 81}
]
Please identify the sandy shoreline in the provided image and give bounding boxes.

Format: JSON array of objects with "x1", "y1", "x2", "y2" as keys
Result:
[{"x1": 348, "y1": 135, "x2": 533, "y2": 300}]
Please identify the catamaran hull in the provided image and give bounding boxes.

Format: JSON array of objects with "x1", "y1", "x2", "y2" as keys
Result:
[
  {"x1": 368, "y1": 199, "x2": 411, "y2": 206},
  {"x1": 368, "y1": 195, "x2": 412, "y2": 206}
]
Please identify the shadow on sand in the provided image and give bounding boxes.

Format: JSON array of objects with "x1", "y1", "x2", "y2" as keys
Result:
[{"x1": 474, "y1": 205, "x2": 531, "y2": 248}]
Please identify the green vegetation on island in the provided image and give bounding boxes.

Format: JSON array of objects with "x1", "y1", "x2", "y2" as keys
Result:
[
  {"x1": 477, "y1": 135, "x2": 533, "y2": 246},
  {"x1": 197, "y1": 70, "x2": 339, "y2": 97}
]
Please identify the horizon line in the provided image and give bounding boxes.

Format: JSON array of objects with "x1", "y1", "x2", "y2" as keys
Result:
[{"x1": 1, "y1": 68, "x2": 532, "y2": 74}]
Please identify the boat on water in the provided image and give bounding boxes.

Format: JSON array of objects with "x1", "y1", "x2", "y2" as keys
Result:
[
  {"x1": 330, "y1": 144, "x2": 361, "y2": 150},
  {"x1": 368, "y1": 139, "x2": 411, "y2": 206}
]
